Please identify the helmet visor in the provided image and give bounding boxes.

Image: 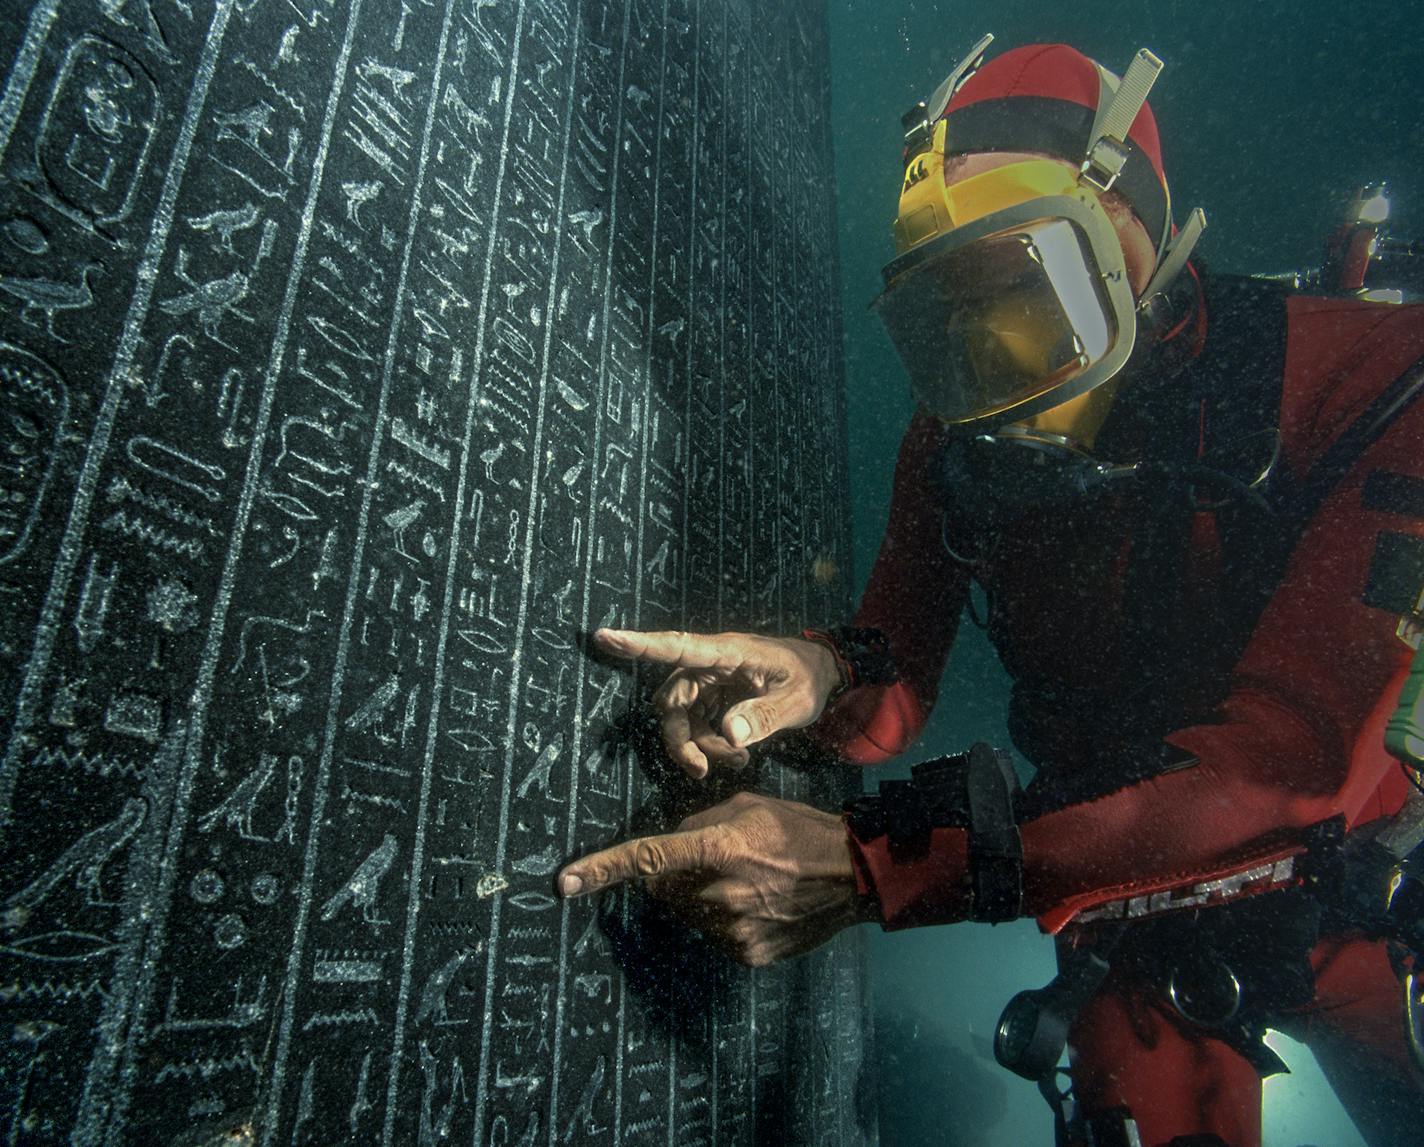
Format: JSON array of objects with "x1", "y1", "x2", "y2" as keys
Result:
[{"x1": 874, "y1": 207, "x2": 1134, "y2": 425}]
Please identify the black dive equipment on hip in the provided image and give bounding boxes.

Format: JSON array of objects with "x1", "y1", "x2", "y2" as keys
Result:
[{"x1": 994, "y1": 932, "x2": 1118, "y2": 1081}]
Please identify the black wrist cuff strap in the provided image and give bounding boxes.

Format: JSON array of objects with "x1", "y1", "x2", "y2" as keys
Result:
[
  {"x1": 845, "y1": 742, "x2": 1024, "y2": 923},
  {"x1": 801, "y1": 626, "x2": 899, "y2": 693}
]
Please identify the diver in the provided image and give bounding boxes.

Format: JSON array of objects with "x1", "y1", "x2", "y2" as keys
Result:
[{"x1": 557, "y1": 40, "x2": 1424, "y2": 1147}]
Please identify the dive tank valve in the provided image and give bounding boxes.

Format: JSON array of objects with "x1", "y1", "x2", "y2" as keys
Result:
[
  {"x1": 1262, "y1": 182, "x2": 1424, "y2": 302},
  {"x1": 1324, "y1": 183, "x2": 1390, "y2": 293}
]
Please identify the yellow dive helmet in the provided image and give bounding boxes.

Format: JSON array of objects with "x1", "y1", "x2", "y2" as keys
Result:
[{"x1": 874, "y1": 37, "x2": 1206, "y2": 435}]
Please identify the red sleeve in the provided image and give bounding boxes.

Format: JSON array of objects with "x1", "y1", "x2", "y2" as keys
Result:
[
  {"x1": 811, "y1": 411, "x2": 970, "y2": 764},
  {"x1": 850, "y1": 304, "x2": 1424, "y2": 931}
]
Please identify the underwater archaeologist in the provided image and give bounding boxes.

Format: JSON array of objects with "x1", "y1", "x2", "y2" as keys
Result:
[{"x1": 557, "y1": 40, "x2": 1424, "y2": 1147}]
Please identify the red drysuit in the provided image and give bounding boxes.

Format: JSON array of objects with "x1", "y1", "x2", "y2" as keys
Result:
[{"x1": 819, "y1": 278, "x2": 1424, "y2": 1146}]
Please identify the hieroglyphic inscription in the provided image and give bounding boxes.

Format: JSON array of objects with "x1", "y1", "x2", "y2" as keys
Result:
[{"x1": 0, "y1": 0, "x2": 867, "y2": 1143}]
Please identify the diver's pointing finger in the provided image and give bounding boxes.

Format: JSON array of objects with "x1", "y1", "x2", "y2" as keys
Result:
[
  {"x1": 557, "y1": 826, "x2": 729, "y2": 898},
  {"x1": 594, "y1": 628, "x2": 738, "y2": 670}
]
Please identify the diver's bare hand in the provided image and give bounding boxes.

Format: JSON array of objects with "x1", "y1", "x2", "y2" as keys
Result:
[
  {"x1": 557, "y1": 791, "x2": 860, "y2": 966},
  {"x1": 593, "y1": 628, "x2": 842, "y2": 778}
]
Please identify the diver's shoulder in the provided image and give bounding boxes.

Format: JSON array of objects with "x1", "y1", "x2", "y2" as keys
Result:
[
  {"x1": 1285, "y1": 291, "x2": 1424, "y2": 333},
  {"x1": 1278, "y1": 293, "x2": 1424, "y2": 467},
  {"x1": 1281, "y1": 292, "x2": 1424, "y2": 384}
]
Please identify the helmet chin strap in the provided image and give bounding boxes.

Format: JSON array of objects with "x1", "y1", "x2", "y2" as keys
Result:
[
  {"x1": 927, "y1": 33, "x2": 995, "y2": 123},
  {"x1": 1081, "y1": 50, "x2": 1164, "y2": 198},
  {"x1": 1138, "y1": 256, "x2": 1204, "y2": 352},
  {"x1": 1139, "y1": 207, "x2": 1207, "y2": 311}
]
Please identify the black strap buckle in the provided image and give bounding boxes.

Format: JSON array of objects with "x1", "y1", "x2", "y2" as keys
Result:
[
  {"x1": 964, "y1": 742, "x2": 1024, "y2": 922},
  {"x1": 846, "y1": 742, "x2": 1024, "y2": 921}
]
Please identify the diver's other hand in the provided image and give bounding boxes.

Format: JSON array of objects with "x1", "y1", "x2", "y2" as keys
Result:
[
  {"x1": 556, "y1": 791, "x2": 861, "y2": 966},
  {"x1": 593, "y1": 627, "x2": 842, "y2": 778}
]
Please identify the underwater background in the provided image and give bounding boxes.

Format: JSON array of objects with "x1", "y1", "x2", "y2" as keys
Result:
[
  {"x1": 828, "y1": 1, "x2": 1424, "y2": 1144},
  {"x1": 1, "y1": 0, "x2": 1422, "y2": 1139}
]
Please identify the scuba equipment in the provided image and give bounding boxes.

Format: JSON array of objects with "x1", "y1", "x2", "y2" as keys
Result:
[
  {"x1": 1326, "y1": 185, "x2": 1393, "y2": 296},
  {"x1": 1264, "y1": 183, "x2": 1424, "y2": 304},
  {"x1": 994, "y1": 934, "x2": 1127, "y2": 1145},
  {"x1": 873, "y1": 157, "x2": 1140, "y2": 426},
  {"x1": 932, "y1": 426, "x2": 1274, "y2": 533},
  {"x1": 1385, "y1": 617, "x2": 1424, "y2": 778},
  {"x1": 844, "y1": 743, "x2": 1023, "y2": 921},
  {"x1": 910, "y1": 337, "x2": 1424, "y2": 1134},
  {"x1": 1328, "y1": 766, "x2": 1424, "y2": 1074},
  {"x1": 994, "y1": 933, "x2": 1117, "y2": 1080},
  {"x1": 875, "y1": 38, "x2": 1207, "y2": 432}
]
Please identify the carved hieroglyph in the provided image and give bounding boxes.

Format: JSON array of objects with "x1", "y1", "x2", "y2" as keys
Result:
[{"x1": 0, "y1": 0, "x2": 869, "y2": 1143}]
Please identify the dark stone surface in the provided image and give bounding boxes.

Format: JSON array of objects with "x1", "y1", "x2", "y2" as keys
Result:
[{"x1": 0, "y1": 0, "x2": 870, "y2": 1142}]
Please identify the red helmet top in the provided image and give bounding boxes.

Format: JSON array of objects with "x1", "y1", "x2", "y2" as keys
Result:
[{"x1": 942, "y1": 43, "x2": 1170, "y2": 243}]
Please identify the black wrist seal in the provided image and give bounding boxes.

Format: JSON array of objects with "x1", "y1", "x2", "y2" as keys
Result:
[{"x1": 800, "y1": 626, "x2": 898, "y2": 703}]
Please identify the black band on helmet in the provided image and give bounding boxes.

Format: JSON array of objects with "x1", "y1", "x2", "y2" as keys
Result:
[{"x1": 944, "y1": 96, "x2": 1169, "y2": 247}]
